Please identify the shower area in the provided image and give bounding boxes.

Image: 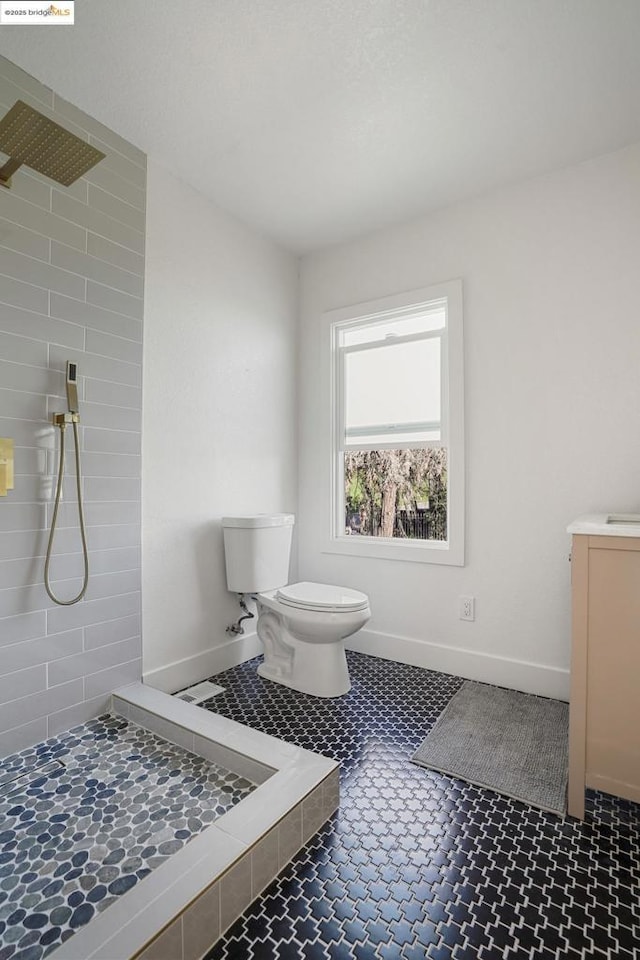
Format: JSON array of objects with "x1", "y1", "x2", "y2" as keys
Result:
[
  {"x1": 0, "y1": 54, "x2": 146, "y2": 956},
  {"x1": 0, "y1": 56, "x2": 146, "y2": 752},
  {"x1": 0, "y1": 55, "x2": 335, "y2": 959}
]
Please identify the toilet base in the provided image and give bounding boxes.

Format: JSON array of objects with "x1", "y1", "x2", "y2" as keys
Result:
[
  {"x1": 256, "y1": 610, "x2": 351, "y2": 698},
  {"x1": 257, "y1": 646, "x2": 350, "y2": 698}
]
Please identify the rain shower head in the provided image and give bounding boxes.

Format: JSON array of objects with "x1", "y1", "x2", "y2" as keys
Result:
[{"x1": 0, "y1": 100, "x2": 105, "y2": 189}]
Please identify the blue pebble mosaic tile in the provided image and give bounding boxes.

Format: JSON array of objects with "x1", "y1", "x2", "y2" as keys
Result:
[
  {"x1": 0, "y1": 714, "x2": 255, "y2": 959},
  {"x1": 201, "y1": 652, "x2": 640, "y2": 960}
]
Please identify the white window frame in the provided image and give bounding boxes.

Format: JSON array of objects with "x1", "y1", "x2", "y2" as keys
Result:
[{"x1": 324, "y1": 280, "x2": 465, "y2": 565}]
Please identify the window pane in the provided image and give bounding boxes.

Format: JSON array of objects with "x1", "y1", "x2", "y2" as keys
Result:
[
  {"x1": 341, "y1": 305, "x2": 445, "y2": 346},
  {"x1": 344, "y1": 448, "x2": 447, "y2": 541},
  {"x1": 345, "y1": 337, "x2": 441, "y2": 444}
]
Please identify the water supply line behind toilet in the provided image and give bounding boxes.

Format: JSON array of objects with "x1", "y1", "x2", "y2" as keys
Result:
[
  {"x1": 226, "y1": 595, "x2": 255, "y2": 636},
  {"x1": 45, "y1": 361, "x2": 89, "y2": 606}
]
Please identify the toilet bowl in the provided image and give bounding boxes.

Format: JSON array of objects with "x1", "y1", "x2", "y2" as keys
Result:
[
  {"x1": 256, "y1": 582, "x2": 370, "y2": 698},
  {"x1": 222, "y1": 515, "x2": 371, "y2": 698}
]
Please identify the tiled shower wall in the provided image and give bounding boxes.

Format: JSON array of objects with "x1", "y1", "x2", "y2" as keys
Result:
[{"x1": 0, "y1": 56, "x2": 145, "y2": 756}]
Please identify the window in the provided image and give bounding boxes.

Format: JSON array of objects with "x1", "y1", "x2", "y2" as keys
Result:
[{"x1": 327, "y1": 281, "x2": 464, "y2": 565}]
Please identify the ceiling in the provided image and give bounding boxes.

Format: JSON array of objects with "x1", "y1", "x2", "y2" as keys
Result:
[{"x1": 1, "y1": 0, "x2": 639, "y2": 253}]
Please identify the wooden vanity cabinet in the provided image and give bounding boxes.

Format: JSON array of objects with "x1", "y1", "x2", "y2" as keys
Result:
[{"x1": 569, "y1": 534, "x2": 640, "y2": 819}]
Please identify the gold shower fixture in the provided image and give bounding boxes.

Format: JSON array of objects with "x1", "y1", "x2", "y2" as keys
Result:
[
  {"x1": 0, "y1": 439, "x2": 14, "y2": 497},
  {"x1": 0, "y1": 100, "x2": 105, "y2": 189}
]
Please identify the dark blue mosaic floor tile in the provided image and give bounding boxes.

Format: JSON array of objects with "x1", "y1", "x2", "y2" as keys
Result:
[
  {"x1": 203, "y1": 651, "x2": 640, "y2": 959},
  {"x1": 0, "y1": 715, "x2": 255, "y2": 958}
]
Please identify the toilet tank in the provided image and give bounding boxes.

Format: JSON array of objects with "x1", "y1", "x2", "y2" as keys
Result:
[{"x1": 222, "y1": 514, "x2": 295, "y2": 593}]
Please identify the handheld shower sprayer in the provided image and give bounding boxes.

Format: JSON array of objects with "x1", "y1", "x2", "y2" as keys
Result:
[
  {"x1": 45, "y1": 361, "x2": 89, "y2": 606},
  {"x1": 66, "y1": 362, "x2": 79, "y2": 414}
]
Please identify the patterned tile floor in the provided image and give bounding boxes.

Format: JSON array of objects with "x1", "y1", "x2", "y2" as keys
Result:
[
  {"x1": 204, "y1": 652, "x2": 640, "y2": 959},
  {"x1": 0, "y1": 715, "x2": 255, "y2": 960}
]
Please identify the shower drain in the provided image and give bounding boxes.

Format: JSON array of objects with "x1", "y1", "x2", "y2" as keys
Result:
[{"x1": 0, "y1": 759, "x2": 66, "y2": 797}]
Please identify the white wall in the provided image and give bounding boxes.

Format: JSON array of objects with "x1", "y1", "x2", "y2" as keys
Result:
[
  {"x1": 298, "y1": 143, "x2": 640, "y2": 699},
  {"x1": 143, "y1": 161, "x2": 298, "y2": 690}
]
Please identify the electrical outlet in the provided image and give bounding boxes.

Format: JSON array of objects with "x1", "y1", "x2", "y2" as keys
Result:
[{"x1": 459, "y1": 595, "x2": 475, "y2": 621}]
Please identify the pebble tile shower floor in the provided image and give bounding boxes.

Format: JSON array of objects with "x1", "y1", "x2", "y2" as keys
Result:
[
  {"x1": 203, "y1": 652, "x2": 640, "y2": 960},
  {"x1": 0, "y1": 715, "x2": 255, "y2": 960}
]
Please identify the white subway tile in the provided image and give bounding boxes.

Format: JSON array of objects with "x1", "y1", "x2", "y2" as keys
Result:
[
  {"x1": 50, "y1": 293, "x2": 143, "y2": 342},
  {"x1": 52, "y1": 190, "x2": 145, "y2": 255},
  {"x1": 88, "y1": 184, "x2": 146, "y2": 232},
  {"x1": 73, "y1": 523, "x2": 139, "y2": 551},
  {"x1": 52, "y1": 176, "x2": 88, "y2": 204},
  {"x1": 0, "y1": 358, "x2": 62, "y2": 395},
  {"x1": 80, "y1": 452, "x2": 141, "y2": 479},
  {"x1": 87, "y1": 280, "x2": 143, "y2": 321},
  {"x1": 84, "y1": 379, "x2": 142, "y2": 409},
  {"x1": 78, "y1": 402, "x2": 142, "y2": 432},
  {"x1": 0, "y1": 273, "x2": 49, "y2": 314},
  {"x1": 85, "y1": 546, "x2": 140, "y2": 575},
  {"x1": 83, "y1": 569, "x2": 141, "y2": 601},
  {"x1": 0, "y1": 387, "x2": 47, "y2": 421},
  {"x1": 0, "y1": 630, "x2": 82, "y2": 671},
  {"x1": 0, "y1": 530, "x2": 48, "y2": 563},
  {"x1": 85, "y1": 329, "x2": 143, "y2": 364},
  {"x1": 84, "y1": 165, "x2": 145, "y2": 212},
  {"x1": 0, "y1": 218, "x2": 50, "y2": 261},
  {"x1": 0, "y1": 247, "x2": 85, "y2": 300},
  {"x1": 0, "y1": 581, "x2": 53, "y2": 618},
  {"x1": 49, "y1": 636, "x2": 141, "y2": 686},
  {"x1": 87, "y1": 233, "x2": 145, "y2": 275},
  {"x1": 84, "y1": 658, "x2": 141, "y2": 699},
  {"x1": 0, "y1": 158, "x2": 51, "y2": 211},
  {"x1": 0, "y1": 503, "x2": 47, "y2": 533},
  {"x1": 84, "y1": 501, "x2": 141, "y2": 526},
  {"x1": 0, "y1": 190, "x2": 86, "y2": 250},
  {"x1": 84, "y1": 477, "x2": 141, "y2": 501},
  {"x1": 51, "y1": 241, "x2": 144, "y2": 298},
  {"x1": 47, "y1": 695, "x2": 108, "y2": 739},
  {"x1": 0, "y1": 302, "x2": 84, "y2": 351},
  {"x1": 0, "y1": 718, "x2": 48, "y2": 760},
  {"x1": 0, "y1": 330, "x2": 48, "y2": 367},
  {"x1": 85, "y1": 613, "x2": 141, "y2": 650},
  {"x1": 0, "y1": 664, "x2": 46, "y2": 700},
  {"x1": 46, "y1": 590, "x2": 140, "y2": 634},
  {"x1": 0, "y1": 678, "x2": 83, "y2": 732},
  {"x1": 0, "y1": 610, "x2": 47, "y2": 646},
  {"x1": 83, "y1": 428, "x2": 141, "y2": 456}
]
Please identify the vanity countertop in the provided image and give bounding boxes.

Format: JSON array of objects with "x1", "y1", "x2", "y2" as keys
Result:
[{"x1": 568, "y1": 514, "x2": 640, "y2": 537}]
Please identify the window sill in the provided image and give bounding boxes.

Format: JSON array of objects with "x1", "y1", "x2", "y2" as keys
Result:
[{"x1": 322, "y1": 535, "x2": 464, "y2": 566}]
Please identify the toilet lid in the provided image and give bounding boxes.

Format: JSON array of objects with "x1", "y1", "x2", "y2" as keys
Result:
[{"x1": 276, "y1": 581, "x2": 369, "y2": 613}]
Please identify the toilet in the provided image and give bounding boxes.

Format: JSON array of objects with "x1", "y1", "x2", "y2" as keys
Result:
[{"x1": 222, "y1": 514, "x2": 370, "y2": 698}]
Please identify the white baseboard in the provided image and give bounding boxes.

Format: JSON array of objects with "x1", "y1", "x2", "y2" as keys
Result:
[
  {"x1": 143, "y1": 632, "x2": 263, "y2": 694},
  {"x1": 143, "y1": 627, "x2": 569, "y2": 701},
  {"x1": 346, "y1": 628, "x2": 570, "y2": 701}
]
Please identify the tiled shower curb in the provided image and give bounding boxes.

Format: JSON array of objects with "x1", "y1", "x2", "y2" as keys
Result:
[{"x1": 51, "y1": 683, "x2": 339, "y2": 960}]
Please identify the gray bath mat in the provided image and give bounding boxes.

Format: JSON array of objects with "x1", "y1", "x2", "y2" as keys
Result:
[{"x1": 412, "y1": 681, "x2": 569, "y2": 814}]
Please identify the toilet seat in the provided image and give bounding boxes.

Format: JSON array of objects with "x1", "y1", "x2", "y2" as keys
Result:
[{"x1": 275, "y1": 581, "x2": 369, "y2": 614}]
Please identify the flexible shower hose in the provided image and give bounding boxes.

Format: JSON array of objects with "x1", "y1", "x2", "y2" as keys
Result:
[{"x1": 44, "y1": 419, "x2": 89, "y2": 605}]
